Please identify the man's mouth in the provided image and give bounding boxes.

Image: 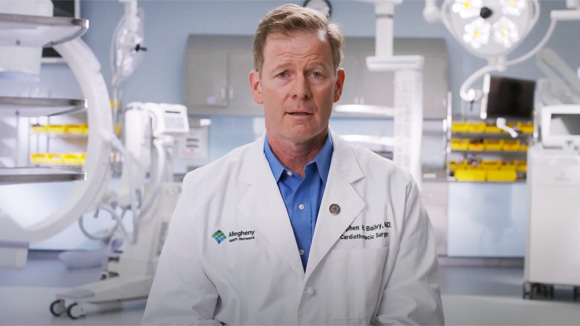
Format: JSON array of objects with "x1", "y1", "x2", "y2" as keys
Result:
[{"x1": 287, "y1": 112, "x2": 312, "y2": 116}]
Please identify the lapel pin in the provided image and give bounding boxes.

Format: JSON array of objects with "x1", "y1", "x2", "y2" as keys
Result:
[{"x1": 329, "y1": 204, "x2": 340, "y2": 215}]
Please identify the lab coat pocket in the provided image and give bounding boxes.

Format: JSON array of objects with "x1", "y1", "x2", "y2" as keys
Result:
[{"x1": 326, "y1": 248, "x2": 389, "y2": 321}]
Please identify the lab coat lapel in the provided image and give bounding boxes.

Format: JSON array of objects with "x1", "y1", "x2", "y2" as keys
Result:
[
  {"x1": 237, "y1": 135, "x2": 304, "y2": 277},
  {"x1": 305, "y1": 131, "x2": 366, "y2": 280}
]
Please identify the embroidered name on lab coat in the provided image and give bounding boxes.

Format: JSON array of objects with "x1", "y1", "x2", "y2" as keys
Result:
[{"x1": 340, "y1": 222, "x2": 391, "y2": 240}]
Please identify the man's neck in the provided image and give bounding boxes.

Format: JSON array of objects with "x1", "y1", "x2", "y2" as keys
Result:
[{"x1": 268, "y1": 131, "x2": 328, "y2": 178}]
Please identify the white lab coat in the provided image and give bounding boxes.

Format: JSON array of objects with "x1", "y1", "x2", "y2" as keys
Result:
[{"x1": 143, "y1": 130, "x2": 444, "y2": 325}]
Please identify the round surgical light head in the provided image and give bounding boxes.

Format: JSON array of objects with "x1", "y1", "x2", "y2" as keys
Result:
[
  {"x1": 500, "y1": 0, "x2": 527, "y2": 16},
  {"x1": 452, "y1": 0, "x2": 484, "y2": 19},
  {"x1": 493, "y1": 16, "x2": 519, "y2": 47},
  {"x1": 463, "y1": 18, "x2": 491, "y2": 49},
  {"x1": 442, "y1": 0, "x2": 538, "y2": 58}
]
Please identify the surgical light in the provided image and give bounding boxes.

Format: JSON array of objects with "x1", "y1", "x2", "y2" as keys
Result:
[
  {"x1": 500, "y1": 0, "x2": 526, "y2": 16},
  {"x1": 452, "y1": 0, "x2": 483, "y2": 19},
  {"x1": 463, "y1": 18, "x2": 491, "y2": 49},
  {"x1": 444, "y1": 0, "x2": 538, "y2": 58},
  {"x1": 493, "y1": 16, "x2": 519, "y2": 47}
]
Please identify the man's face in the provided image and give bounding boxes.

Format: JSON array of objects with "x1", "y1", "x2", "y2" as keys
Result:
[{"x1": 250, "y1": 31, "x2": 345, "y2": 145}]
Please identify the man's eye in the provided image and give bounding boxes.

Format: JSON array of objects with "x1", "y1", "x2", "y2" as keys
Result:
[
  {"x1": 312, "y1": 71, "x2": 323, "y2": 78},
  {"x1": 277, "y1": 71, "x2": 288, "y2": 78}
]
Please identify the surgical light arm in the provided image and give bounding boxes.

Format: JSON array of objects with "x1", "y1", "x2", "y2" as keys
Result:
[
  {"x1": 423, "y1": 0, "x2": 441, "y2": 23},
  {"x1": 536, "y1": 48, "x2": 580, "y2": 106}
]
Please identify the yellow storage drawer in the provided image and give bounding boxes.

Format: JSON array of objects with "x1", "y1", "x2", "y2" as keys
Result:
[
  {"x1": 451, "y1": 139, "x2": 470, "y2": 150},
  {"x1": 451, "y1": 122, "x2": 470, "y2": 132},
  {"x1": 63, "y1": 153, "x2": 86, "y2": 165},
  {"x1": 484, "y1": 140, "x2": 503, "y2": 151},
  {"x1": 484, "y1": 126, "x2": 502, "y2": 133},
  {"x1": 47, "y1": 125, "x2": 66, "y2": 133},
  {"x1": 464, "y1": 163, "x2": 481, "y2": 170},
  {"x1": 468, "y1": 122, "x2": 486, "y2": 133},
  {"x1": 46, "y1": 153, "x2": 64, "y2": 164},
  {"x1": 455, "y1": 169, "x2": 486, "y2": 182},
  {"x1": 503, "y1": 140, "x2": 521, "y2": 151},
  {"x1": 500, "y1": 161, "x2": 518, "y2": 170},
  {"x1": 518, "y1": 122, "x2": 534, "y2": 134},
  {"x1": 468, "y1": 142, "x2": 484, "y2": 151},
  {"x1": 66, "y1": 124, "x2": 89, "y2": 134},
  {"x1": 487, "y1": 170, "x2": 517, "y2": 182},
  {"x1": 481, "y1": 161, "x2": 502, "y2": 170},
  {"x1": 519, "y1": 144, "x2": 530, "y2": 151},
  {"x1": 449, "y1": 160, "x2": 466, "y2": 171},
  {"x1": 516, "y1": 160, "x2": 527, "y2": 172},
  {"x1": 30, "y1": 125, "x2": 49, "y2": 133},
  {"x1": 30, "y1": 153, "x2": 49, "y2": 164}
]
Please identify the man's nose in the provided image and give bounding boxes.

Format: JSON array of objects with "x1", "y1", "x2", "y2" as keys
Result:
[{"x1": 291, "y1": 74, "x2": 312, "y2": 100}]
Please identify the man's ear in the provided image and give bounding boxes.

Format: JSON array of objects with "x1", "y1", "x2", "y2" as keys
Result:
[
  {"x1": 333, "y1": 69, "x2": 345, "y2": 103},
  {"x1": 249, "y1": 70, "x2": 263, "y2": 105}
]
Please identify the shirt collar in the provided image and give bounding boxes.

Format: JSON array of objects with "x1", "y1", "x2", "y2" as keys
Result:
[
  {"x1": 263, "y1": 133, "x2": 334, "y2": 184},
  {"x1": 264, "y1": 135, "x2": 286, "y2": 182}
]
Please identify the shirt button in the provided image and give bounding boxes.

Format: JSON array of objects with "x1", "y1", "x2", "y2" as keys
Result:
[
  {"x1": 304, "y1": 287, "x2": 315, "y2": 296},
  {"x1": 287, "y1": 171, "x2": 293, "y2": 176},
  {"x1": 298, "y1": 204, "x2": 305, "y2": 210},
  {"x1": 299, "y1": 249, "x2": 305, "y2": 256}
]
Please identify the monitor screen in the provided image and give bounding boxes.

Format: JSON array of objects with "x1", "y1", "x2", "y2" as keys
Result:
[
  {"x1": 481, "y1": 75, "x2": 536, "y2": 120},
  {"x1": 550, "y1": 114, "x2": 580, "y2": 136}
]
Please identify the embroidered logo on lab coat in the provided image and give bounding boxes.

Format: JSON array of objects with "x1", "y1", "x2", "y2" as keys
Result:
[
  {"x1": 212, "y1": 229, "x2": 257, "y2": 244},
  {"x1": 211, "y1": 230, "x2": 227, "y2": 244}
]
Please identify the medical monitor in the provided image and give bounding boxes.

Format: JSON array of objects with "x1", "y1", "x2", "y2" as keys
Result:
[
  {"x1": 540, "y1": 105, "x2": 580, "y2": 148},
  {"x1": 480, "y1": 74, "x2": 536, "y2": 120}
]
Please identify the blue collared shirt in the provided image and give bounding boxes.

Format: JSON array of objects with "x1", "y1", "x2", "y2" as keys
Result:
[{"x1": 264, "y1": 134, "x2": 333, "y2": 270}]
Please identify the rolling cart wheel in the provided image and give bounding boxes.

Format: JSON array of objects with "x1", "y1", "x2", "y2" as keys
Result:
[
  {"x1": 66, "y1": 302, "x2": 84, "y2": 320},
  {"x1": 529, "y1": 283, "x2": 540, "y2": 300},
  {"x1": 523, "y1": 282, "x2": 532, "y2": 299},
  {"x1": 539, "y1": 284, "x2": 547, "y2": 297},
  {"x1": 49, "y1": 299, "x2": 66, "y2": 317}
]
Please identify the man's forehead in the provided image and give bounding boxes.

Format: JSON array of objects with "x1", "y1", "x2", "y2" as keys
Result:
[
  {"x1": 266, "y1": 29, "x2": 326, "y2": 42},
  {"x1": 263, "y1": 30, "x2": 331, "y2": 60}
]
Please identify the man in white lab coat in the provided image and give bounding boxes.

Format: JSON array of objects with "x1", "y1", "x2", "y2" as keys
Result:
[{"x1": 143, "y1": 4, "x2": 444, "y2": 325}]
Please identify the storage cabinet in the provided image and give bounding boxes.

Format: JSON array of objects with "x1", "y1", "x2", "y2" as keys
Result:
[
  {"x1": 446, "y1": 119, "x2": 534, "y2": 182},
  {"x1": 185, "y1": 52, "x2": 229, "y2": 108},
  {"x1": 228, "y1": 52, "x2": 262, "y2": 114}
]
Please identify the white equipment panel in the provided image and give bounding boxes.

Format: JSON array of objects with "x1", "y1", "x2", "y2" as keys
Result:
[{"x1": 525, "y1": 148, "x2": 580, "y2": 286}]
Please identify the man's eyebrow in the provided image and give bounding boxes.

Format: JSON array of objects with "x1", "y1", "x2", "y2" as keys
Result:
[
  {"x1": 270, "y1": 63, "x2": 293, "y2": 72},
  {"x1": 308, "y1": 61, "x2": 330, "y2": 69},
  {"x1": 269, "y1": 61, "x2": 331, "y2": 73}
]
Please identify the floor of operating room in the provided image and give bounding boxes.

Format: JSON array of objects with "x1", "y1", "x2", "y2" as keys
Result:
[{"x1": 1, "y1": 254, "x2": 579, "y2": 325}]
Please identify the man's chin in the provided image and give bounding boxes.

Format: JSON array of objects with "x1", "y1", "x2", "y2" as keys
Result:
[{"x1": 283, "y1": 129, "x2": 327, "y2": 145}]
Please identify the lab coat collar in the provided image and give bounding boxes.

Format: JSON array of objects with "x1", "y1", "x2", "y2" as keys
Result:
[
  {"x1": 237, "y1": 129, "x2": 365, "y2": 279},
  {"x1": 305, "y1": 129, "x2": 365, "y2": 280}
]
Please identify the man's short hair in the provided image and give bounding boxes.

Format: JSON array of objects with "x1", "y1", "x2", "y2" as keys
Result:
[{"x1": 253, "y1": 4, "x2": 344, "y2": 74}]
